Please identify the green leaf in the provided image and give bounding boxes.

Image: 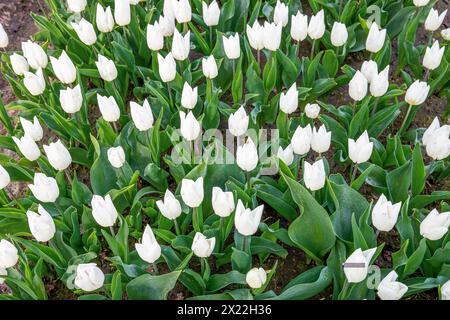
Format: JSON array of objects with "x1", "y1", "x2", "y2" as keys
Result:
[
  {"x1": 206, "y1": 271, "x2": 246, "y2": 292},
  {"x1": 126, "y1": 270, "x2": 181, "y2": 300},
  {"x1": 401, "y1": 238, "x2": 427, "y2": 279},
  {"x1": 386, "y1": 160, "x2": 412, "y2": 203},
  {"x1": 411, "y1": 143, "x2": 426, "y2": 197}
]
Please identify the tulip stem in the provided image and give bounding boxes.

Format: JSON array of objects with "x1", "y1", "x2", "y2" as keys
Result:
[
  {"x1": 152, "y1": 262, "x2": 159, "y2": 274},
  {"x1": 339, "y1": 281, "x2": 350, "y2": 300},
  {"x1": 246, "y1": 171, "x2": 251, "y2": 190},
  {"x1": 310, "y1": 40, "x2": 317, "y2": 59},
  {"x1": 64, "y1": 169, "x2": 71, "y2": 184},
  {"x1": 209, "y1": 26, "x2": 213, "y2": 45},
  {"x1": 350, "y1": 164, "x2": 358, "y2": 184},
  {"x1": 257, "y1": 49, "x2": 261, "y2": 73},
  {"x1": 109, "y1": 226, "x2": 115, "y2": 237},
  {"x1": 220, "y1": 217, "x2": 225, "y2": 251},
  {"x1": 166, "y1": 82, "x2": 174, "y2": 109},
  {"x1": 174, "y1": 219, "x2": 181, "y2": 236},
  {"x1": 398, "y1": 104, "x2": 413, "y2": 136},
  {"x1": 191, "y1": 140, "x2": 195, "y2": 165},
  {"x1": 112, "y1": 121, "x2": 119, "y2": 133},
  {"x1": 371, "y1": 97, "x2": 380, "y2": 116}
]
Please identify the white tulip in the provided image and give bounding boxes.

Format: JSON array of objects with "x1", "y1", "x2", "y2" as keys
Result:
[
  {"x1": 246, "y1": 267, "x2": 267, "y2": 289},
  {"x1": 305, "y1": 103, "x2": 320, "y2": 119},
  {"x1": 441, "y1": 280, "x2": 450, "y2": 300},
  {"x1": 291, "y1": 124, "x2": 312, "y2": 155},
  {"x1": 423, "y1": 40, "x2": 444, "y2": 70},
  {"x1": 279, "y1": 83, "x2": 298, "y2": 114},
  {"x1": 0, "y1": 23, "x2": 8, "y2": 48},
  {"x1": 331, "y1": 22, "x2": 348, "y2": 47},
  {"x1": 23, "y1": 68, "x2": 46, "y2": 96},
  {"x1": 442, "y1": 28, "x2": 450, "y2": 41},
  {"x1": 96, "y1": 54, "x2": 117, "y2": 82},
  {"x1": 22, "y1": 40, "x2": 48, "y2": 70},
  {"x1": 307, "y1": 10, "x2": 325, "y2": 40},
  {"x1": 0, "y1": 165, "x2": 10, "y2": 190},
  {"x1": 71, "y1": 19, "x2": 97, "y2": 46},
  {"x1": 290, "y1": 11, "x2": 308, "y2": 42},
  {"x1": 163, "y1": 0, "x2": 175, "y2": 18},
  {"x1": 181, "y1": 82, "x2": 198, "y2": 109},
  {"x1": 234, "y1": 199, "x2": 264, "y2": 236},
  {"x1": 263, "y1": 22, "x2": 283, "y2": 51},
  {"x1": 157, "y1": 52, "x2": 177, "y2": 83},
  {"x1": 172, "y1": 30, "x2": 190, "y2": 61},
  {"x1": 420, "y1": 209, "x2": 450, "y2": 241},
  {"x1": 60, "y1": 85, "x2": 83, "y2": 114},
  {"x1": 361, "y1": 60, "x2": 378, "y2": 83},
  {"x1": 179, "y1": 111, "x2": 201, "y2": 141},
  {"x1": 50, "y1": 51, "x2": 76, "y2": 84},
  {"x1": 97, "y1": 94, "x2": 120, "y2": 122},
  {"x1": 158, "y1": 15, "x2": 175, "y2": 37},
  {"x1": 29, "y1": 173, "x2": 59, "y2": 203},
  {"x1": 191, "y1": 232, "x2": 215, "y2": 258},
  {"x1": 277, "y1": 144, "x2": 294, "y2": 166},
  {"x1": 405, "y1": 80, "x2": 430, "y2": 106},
  {"x1": 212, "y1": 186, "x2": 235, "y2": 218},
  {"x1": 422, "y1": 117, "x2": 446, "y2": 146},
  {"x1": 147, "y1": 22, "x2": 164, "y2": 51},
  {"x1": 366, "y1": 22, "x2": 386, "y2": 53},
  {"x1": 425, "y1": 8, "x2": 447, "y2": 31},
  {"x1": 26, "y1": 205, "x2": 56, "y2": 242},
  {"x1": 174, "y1": 0, "x2": 192, "y2": 24},
  {"x1": 180, "y1": 177, "x2": 204, "y2": 208},
  {"x1": 20, "y1": 116, "x2": 43, "y2": 141},
  {"x1": 107, "y1": 146, "x2": 125, "y2": 168},
  {"x1": 202, "y1": 55, "x2": 218, "y2": 79},
  {"x1": 349, "y1": 70, "x2": 368, "y2": 101},
  {"x1": 202, "y1": 1, "x2": 220, "y2": 27},
  {"x1": 273, "y1": 0, "x2": 289, "y2": 27},
  {"x1": 114, "y1": 0, "x2": 131, "y2": 26},
  {"x1": 96, "y1": 4, "x2": 115, "y2": 33},
  {"x1": 348, "y1": 131, "x2": 373, "y2": 164},
  {"x1": 130, "y1": 99, "x2": 154, "y2": 131},
  {"x1": 246, "y1": 21, "x2": 264, "y2": 51},
  {"x1": 0, "y1": 240, "x2": 18, "y2": 269},
  {"x1": 228, "y1": 106, "x2": 249, "y2": 137},
  {"x1": 0, "y1": 266, "x2": 6, "y2": 284},
  {"x1": 236, "y1": 137, "x2": 259, "y2": 172},
  {"x1": 10, "y1": 53, "x2": 29, "y2": 75},
  {"x1": 343, "y1": 247, "x2": 377, "y2": 283},
  {"x1": 74, "y1": 263, "x2": 105, "y2": 292},
  {"x1": 135, "y1": 225, "x2": 161, "y2": 263},
  {"x1": 67, "y1": 0, "x2": 87, "y2": 13},
  {"x1": 303, "y1": 159, "x2": 326, "y2": 191},
  {"x1": 223, "y1": 34, "x2": 240, "y2": 60},
  {"x1": 156, "y1": 189, "x2": 182, "y2": 220},
  {"x1": 413, "y1": 0, "x2": 430, "y2": 7},
  {"x1": 91, "y1": 194, "x2": 118, "y2": 227},
  {"x1": 12, "y1": 135, "x2": 41, "y2": 161},
  {"x1": 43, "y1": 140, "x2": 72, "y2": 171},
  {"x1": 370, "y1": 65, "x2": 389, "y2": 97},
  {"x1": 311, "y1": 125, "x2": 331, "y2": 154},
  {"x1": 425, "y1": 127, "x2": 450, "y2": 160},
  {"x1": 377, "y1": 271, "x2": 408, "y2": 300},
  {"x1": 372, "y1": 194, "x2": 401, "y2": 232}
]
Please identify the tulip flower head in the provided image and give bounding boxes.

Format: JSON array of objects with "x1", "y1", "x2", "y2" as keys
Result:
[
  {"x1": 156, "y1": 189, "x2": 182, "y2": 220},
  {"x1": 423, "y1": 41, "x2": 444, "y2": 71},
  {"x1": 234, "y1": 200, "x2": 264, "y2": 236},
  {"x1": 405, "y1": 80, "x2": 430, "y2": 106},
  {"x1": 377, "y1": 271, "x2": 408, "y2": 300},
  {"x1": 307, "y1": 10, "x2": 325, "y2": 40},
  {"x1": 311, "y1": 125, "x2": 331, "y2": 154},
  {"x1": 20, "y1": 116, "x2": 43, "y2": 142},
  {"x1": 147, "y1": 22, "x2": 164, "y2": 51},
  {"x1": 12, "y1": 135, "x2": 41, "y2": 161},
  {"x1": 74, "y1": 263, "x2": 105, "y2": 292},
  {"x1": 0, "y1": 165, "x2": 11, "y2": 190},
  {"x1": 277, "y1": 144, "x2": 294, "y2": 166},
  {"x1": 365, "y1": 22, "x2": 386, "y2": 53},
  {"x1": 212, "y1": 186, "x2": 235, "y2": 218},
  {"x1": 370, "y1": 65, "x2": 390, "y2": 97},
  {"x1": 135, "y1": 225, "x2": 161, "y2": 263},
  {"x1": 191, "y1": 232, "x2": 215, "y2": 258},
  {"x1": 0, "y1": 23, "x2": 8, "y2": 48},
  {"x1": 71, "y1": 18, "x2": 97, "y2": 46},
  {"x1": 67, "y1": 0, "x2": 87, "y2": 13},
  {"x1": 291, "y1": 124, "x2": 312, "y2": 155},
  {"x1": 91, "y1": 194, "x2": 118, "y2": 227},
  {"x1": 49, "y1": 50, "x2": 76, "y2": 84},
  {"x1": 361, "y1": 60, "x2": 378, "y2": 84},
  {"x1": 22, "y1": 40, "x2": 48, "y2": 70},
  {"x1": 179, "y1": 111, "x2": 201, "y2": 141},
  {"x1": 96, "y1": 54, "x2": 117, "y2": 82},
  {"x1": 159, "y1": 14, "x2": 175, "y2": 37},
  {"x1": 442, "y1": 280, "x2": 450, "y2": 300},
  {"x1": 372, "y1": 194, "x2": 401, "y2": 232},
  {"x1": 60, "y1": 85, "x2": 83, "y2": 114},
  {"x1": 303, "y1": 159, "x2": 326, "y2": 191},
  {"x1": 348, "y1": 131, "x2": 373, "y2": 164},
  {"x1": 343, "y1": 247, "x2": 377, "y2": 283},
  {"x1": 26, "y1": 205, "x2": 56, "y2": 242},
  {"x1": 157, "y1": 52, "x2": 177, "y2": 82},
  {"x1": 114, "y1": 0, "x2": 131, "y2": 26},
  {"x1": 236, "y1": 137, "x2": 259, "y2": 172},
  {"x1": 413, "y1": 0, "x2": 430, "y2": 7},
  {"x1": 349, "y1": 70, "x2": 368, "y2": 101},
  {"x1": 247, "y1": 21, "x2": 264, "y2": 51},
  {"x1": 279, "y1": 83, "x2": 298, "y2": 114},
  {"x1": 181, "y1": 82, "x2": 198, "y2": 109},
  {"x1": 96, "y1": 4, "x2": 115, "y2": 33},
  {"x1": 174, "y1": 0, "x2": 192, "y2": 24},
  {"x1": 291, "y1": 11, "x2": 308, "y2": 42},
  {"x1": 29, "y1": 173, "x2": 60, "y2": 203},
  {"x1": 180, "y1": 177, "x2": 204, "y2": 208},
  {"x1": 130, "y1": 99, "x2": 154, "y2": 131},
  {"x1": 97, "y1": 94, "x2": 121, "y2": 122},
  {"x1": 420, "y1": 209, "x2": 450, "y2": 241},
  {"x1": 273, "y1": 1, "x2": 289, "y2": 27},
  {"x1": 171, "y1": 29, "x2": 190, "y2": 61},
  {"x1": 424, "y1": 8, "x2": 447, "y2": 32},
  {"x1": 107, "y1": 146, "x2": 126, "y2": 168},
  {"x1": 223, "y1": 34, "x2": 241, "y2": 60},
  {"x1": 23, "y1": 68, "x2": 46, "y2": 96},
  {"x1": 263, "y1": 22, "x2": 283, "y2": 51},
  {"x1": 331, "y1": 22, "x2": 348, "y2": 47},
  {"x1": 10, "y1": 53, "x2": 29, "y2": 75},
  {"x1": 202, "y1": 55, "x2": 218, "y2": 79},
  {"x1": 305, "y1": 103, "x2": 320, "y2": 119},
  {"x1": 43, "y1": 139, "x2": 72, "y2": 171},
  {"x1": 228, "y1": 106, "x2": 249, "y2": 137},
  {"x1": 202, "y1": 1, "x2": 220, "y2": 27},
  {"x1": 246, "y1": 267, "x2": 267, "y2": 289},
  {"x1": 0, "y1": 239, "x2": 18, "y2": 269}
]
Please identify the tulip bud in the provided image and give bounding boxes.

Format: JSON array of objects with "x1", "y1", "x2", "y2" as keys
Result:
[
  {"x1": 156, "y1": 189, "x2": 182, "y2": 220},
  {"x1": 277, "y1": 144, "x2": 294, "y2": 166},
  {"x1": 157, "y1": 52, "x2": 177, "y2": 82},
  {"x1": 246, "y1": 21, "x2": 264, "y2": 51},
  {"x1": 71, "y1": 18, "x2": 97, "y2": 46},
  {"x1": 163, "y1": 0, "x2": 175, "y2": 19},
  {"x1": 228, "y1": 106, "x2": 249, "y2": 137},
  {"x1": 20, "y1": 116, "x2": 43, "y2": 142},
  {"x1": 96, "y1": 4, "x2": 115, "y2": 33},
  {"x1": 26, "y1": 205, "x2": 56, "y2": 242},
  {"x1": 172, "y1": 29, "x2": 190, "y2": 61},
  {"x1": 43, "y1": 140, "x2": 72, "y2": 171},
  {"x1": 212, "y1": 186, "x2": 235, "y2": 218},
  {"x1": 50, "y1": 51, "x2": 76, "y2": 84},
  {"x1": 10, "y1": 53, "x2": 29, "y2": 75},
  {"x1": 290, "y1": 11, "x2": 308, "y2": 42},
  {"x1": 60, "y1": 85, "x2": 83, "y2": 114},
  {"x1": 420, "y1": 209, "x2": 450, "y2": 241},
  {"x1": 191, "y1": 232, "x2": 215, "y2": 258},
  {"x1": 361, "y1": 60, "x2": 378, "y2": 83},
  {"x1": 181, "y1": 82, "x2": 198, "y2": 109},
  {"x1": 135, "y1": 225, "x2": 161, "y2": 263},
  {"x1": 303, "y1": 159, "x2": 326, "y2": 191},
  {"x1": 202, "y1": 1, "x2": 220, "y2": 27},
  {"x1": 305, "y1": 103, "x2": 320, "y2": 119},
  {"x1": 147, "y1": 22, "x2": 164, "y2": 51},
  {"x1": 236, "y1": 137, "x2": 259, "y2": 172},
  {"x1": 234, "y1": 199, "x2": 264, "y2": 236},
  {"x1": 97, "y1": 94, "x2": 121, "y2": 122},
  {"x1": 311, "y1": 125, "x2": 331, "y2": 154},
  {"x1": 179, "y1": 111, "x2": 201, "y2": 141},
  {"x1": 377, "y1": 271, "x2": 408, "y2": 300},
  {"x1": 442, "y1": 280, "x2": 450, "y2": 300},
  {"x1": 372, "y1": 194, "x2": 401, "y2": 232},
  {"x1": 23, "y1": 68, "x2": 46, "y2": 96},
  {"x1": 348, "y1": 131, "x2": 373, "y2": 164},
  {"x1": 279, "y1": 83, "x2": 298, "y2": 114},
  {"x1": 413, "y1": 0, "x2": 430, "y2": 7},
  {"x1": 291, "y1": 124, "x2": 312, "y2": 155},
  {"x1": 273, "y1": 0, "x2": 289, "y2": 27},
  {"x1": 0, "y1": 239, "x2": 18, "y2": 268},
  {"x1": 107, "y1": 146, "x2": 125, "y2": 168},
  {"x1": 130, "y1": 99, "x2": 154, "y2": 131},
  {"x1": 12, "y1": 135, "x2": 41, "y2": 161},
  {"x1": 426, "y1": 132, "x2": 450, "y2": 160},
  {"x1": 202, "y1": 55, "x2": 218, "y2": 79},
  {"x1": 366, "y1": 22, "x2": 386, "y2": 53},
  {"x1": 425, "y1": 8, "x2": 447, "y2": 31},
  {"x1": 114, "y1": 0, "x2": 131, "y2": 26},
  {"x1": 442, "y1": 28, "x2": 450, "y2": 41},
  {"x1": 0, "y1": 165, "x2": 10, "y2": 190},
  {"x1": 67, "y1": 0, "x2": 87, "y2": 13},
  {"x1": 181, "y1": 177, "x2": 204, "y2": 208},
  {"x1": 159, "y1": 15, "x2": 175, "y2": 37},
  {"x1": 96, "y1": 54, "x2": 117, "y2": 82},
  {"x1": 423, "y1": 40, "x2": 444, "y2": 70},
  {"x1": 405, "y1": 80, "x2": 430, "y2": 106},
  {"x1": 0, "y1": 266, "x2": 6, "y2": 284},
  {"x1": 223, "y1": 34, "x2": 240, "y2": 60},
  {"x1": 91, "y1": 194, "x2": 118, "y2": 227},
  {"x1": 0, "y1": 23, "x2": 8, "y2": 48},
  {"x1": 308, "y1": 10, "x2": 325, "y2": 40},
  {"x1": 22, "y1": 40, "x2": 48, "y2": 70},
  {"x1": 29, "y1": 173, "x2": 59, "y2": 203},
  {"x1": 422, "y1": 117, "x2": 450, "y2": 150},
  {"x1": 263, "y1": 22, "x2": 283, "y2": 51},
  {"x1": 349, "y1": 70, "x2": 368, "y2": 101},
  {"x1": 343, "y1": 247, "x2": 377, "y2": 283},
  {"x1": 370, "y1": 65, "x2": 389, "y2": 97},
  {"x1": 246, "y1": 267, "x2": 267, "y2": 289},
  {"x1": 174, "y1": 0, "x2": 192, "y2": 24},
  {"x1": 74, "y1": 263, "x2": 105, "y2": 292},
  {"x1": 331, "y1": 22, "x2": 348, "y2": 47}
]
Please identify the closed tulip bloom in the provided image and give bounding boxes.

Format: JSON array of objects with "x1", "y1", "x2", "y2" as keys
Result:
[
  {"x1": 147, "y1": 22, "x2": 164, "y2": 51},
  {"x1": 202, "y1": 1, "x2": 220, "y2": 27},
  {"x1": 0, "y1": 240, "x2": 18, "y2": 268},
  {"x1": 10, "y1": 53, "x2": 29, "y2": 75},
  {"x1": 361, "y1": 60, "x2": 378, "y2": 83},
  {"x1": 163, "y1": 0, "x2": 175, "y2": 18},
  {"x1": 343, "y1": 247, "x2": 377, "y2": 283},
  {"x1": 425, "y1": 129, "x2": 450, "y2": 160},
  {"x1": 0, "y1": 267, "x2": 6, "y2": 284},
  {"x1": 96, "y1": 54, "x2": 117, "y2": 82},
  {"x1": 181, "y1": 82, "x2": 198, "y2": 109},
  {"x1": 60, "y1": 85, "x2": 83, "y2": 114},
  {"x1": 191, "y1": 232, "x2": 215, "y2": 258},
  {"x1": 172, "y1": 30, "x2": 190, "y2": 61},
  {"x1": 331, "y1": 22, "x2": 348, "y2": 47},
  {"x1": 307, "y1": 10, "x2": 325, "y2": 40},
  {"x1": 71, "y1": 19, "x2": 97, "y2": 46},
  {"x1": 311, "y1": 125, "x2": 331, "y2": 154},
  {"x1": 159, "y1": 15, "x2": 175, "y2": 37},
  {"x1": 228, "y1": 106, "x2": 249, "y2": 137},
  {"x1": 442, "y1": 28, "x2": 450, "y2": 41},
  {"x1": 348, "y1": 131, "x2": 373, "y2": 164},
  {"x1": 179, "y1": 111, "x2": 201, "y2": 141},
  {"x1": 202, "y1": 55, "x2": 218, "y2": 79},
  {"x1": 349, "y1": 70, "x2": 368, "y2": 101},
  {"x1": 246, "y1": 267, "x2": 267, "y2": 289},
  {"x1": 423, "y1": 40, "x2": 444, "y2": 70},
  {"x1": 29, "y1": 173, "x2": 59, "y2": 203},
  {"x1": 425, "y1": 8, "x2": 447, "y2": 31},
  {"x1": 234, "y1": 199, "x2": 264, "y2": 236},
  {"x1": 12, "y1": 135, "x2": 41, "y2": 161},
  {"x1": 96, "y1": 4, "x2": 114, "y2": 33},
  {"x1": 305, "y1": 103, "x2": 320, "y2": 119},
  {"x1": 22, "y1": 40, "x2": 48, "y2": 70},
  {"x1": 91, "y1": 194, "x2": 118, "y2": 227},
  {"x1": 43, "y1": 140, "x2": 72, "y2": 171},
  {"x1": 135, "y1": 225, "x2": 161, "y2": 263},
  {"x1": 114, "y1": 0, "x2": 131, "y2": 26},
  {"x1": 174, "y1": 0, "x2": 192, "y2": 23},
  {"x1": 20, "y1": 116, "x2": 43, "y2": 142},
  {"x1": 97, "y1": 94, "x2": 120, "y2": 122},
  {"x1": 442, "y1": 280, "x2": 450, "y2": 300},
  {"x1": 420, "y1": 209, "x2": 450, "y2": 240},
  {"x1": 156, "y1": 189, "x2": 182, "y2": 220},
  {"x1": 263, "y1": 22, "x2": 283, "y2": 51},
  {"x1": 0, "y1": 165, "x2": 10, "y2": 190},
  {"x1": 157, "y1": 52, "x2": 177, "y2": 82},
  {"x1": 50, "y1": 51, "x2": 76, "y2": 84},
  {"x1": 422, "y1": 117, "x2": 444, "y2": 146},
  {"x1": 74, "y1": 263, "x2": 105, "y2": 292},
  {"x1": 277, "y1": 144, "x2": 294, "y2": 166},
  {"x1": 303, "y1": 159, "x2": 326, "y2": 191},
  {"x1": 279, "y1": 83, "x2": 298, "y2": 114},
  {"x1": 181, "y1": 177, "x2": 204, "y2": 208},
  {"x1": 246, "y1": 21, "x2": 264, "y2": 51},
  {"x1": 23, "y1": 68, "x2": 46, "y2": 96},
  {"x1": 405, "y1": 80, "x2": 429, "y2": 105},
  {"x1": 107, "y1": 146, "x2": 125, "y2": 168},
  {"x1": 223, "y1": 34, "x2": 240, "y2": 60},
  {"x1": 0, "y1": 23, "x2": 8, "y2": 48},
  {"x1": 130, "y1": 99, "x2": 154, "y2": 131},
  {"x1": 291, "y1": 124, "x2": 312, "y2": 155},
  {"x1": 212, "y1": 186, "x2": 235, "y2": 218},
  {"x1": 236, "y1": 137, "x2": 259, "y2": 172},
  {"x1": 413, "y1": 0, "x2": 430, "y2": 6},
  {"x1": 366, "y1": 22, "x2": 386, "y2": 53},
  {"x1": 370, "y1": 65, "x2": 390, "y2": 97},
  {"x1": 26, "y1": 205, "x2": 56, "y2": 242},
  {"x1": 290, "y1": 11, "x2": 308, "y2": 42},
  {"x1": 372, "y1": 194, "x2": 401, "y2": 232},
  {"x1": 377, "y1": 271, "x2": 408, "y2": 300},
  {"x1": 67, "y1": 0, "x2": 87, "y2": 13},
  {"x1": 273, "y1": 1, "x2": 289, "y2": 27}
]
